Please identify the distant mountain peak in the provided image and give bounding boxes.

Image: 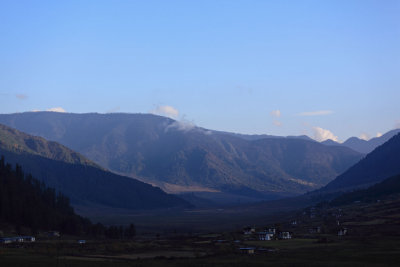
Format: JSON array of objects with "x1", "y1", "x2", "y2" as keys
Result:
[
  {"x1": 321, "y1": 139, "x2": 340, "y2": 146},
  {"x1": 321, "y1": 128, "x2": 400, "y2": 154}
]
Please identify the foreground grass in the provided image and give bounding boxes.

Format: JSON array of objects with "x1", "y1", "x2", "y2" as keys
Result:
[{"x1": 1, "y1": 237, "x2": 400, "y2": 267}]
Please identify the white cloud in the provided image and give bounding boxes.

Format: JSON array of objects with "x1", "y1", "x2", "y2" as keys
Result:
[
  {"x1": 151, "y1": 105, "x2": 179, "y2": 119},
  {"x1": 270, "y1": 110, "x2": 281, "y2": 118},
  {"x1": 152, "y1": 106, "x2": 199, "y2": 133},
  {"x1": 166, "y1": 120, "x2": 196, "y2": 132},
  {"x1": 376, "y1": 132, "x2": 383, "y2": 138},
  {"x1": 47, "y1": 107, "x2": 66, "y2": 113},
  {"x1": 270, "y1": 110, "x2": 282, "y2": 127},
  {"x1": 312, "y1": 126, "x2": 339, "y2": 142},
  {"x1": 359, "y1": 133, "x2": 370, "y2": 141},
  {"x1": 297, "y1": 110, "x2": 333, "y2": 116}
]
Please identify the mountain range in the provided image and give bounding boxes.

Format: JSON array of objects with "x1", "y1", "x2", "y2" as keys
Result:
[
  {"x1": 1, "y1": 111, "x2": 400, "y2": 228},
  {"x1": 240, "y1": 132, "x2": 400, "y2": 222},
  {"x1": 0, "y1": 112, "x2": 362, "y2": 200},
  {"x1": 321, "y1": 129, "x2": 400, "y2": 154},
  {"x1": 322, "y1": 132, "x2": 400, "y2": 192},
  {"x1": 0, "y1": 123, "x2": 189, "y2": 210}
]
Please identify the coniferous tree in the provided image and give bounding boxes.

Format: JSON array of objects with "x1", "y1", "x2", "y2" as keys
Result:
[{"x1": 0, "y1": 155, "x2": 136, "y2": 238}]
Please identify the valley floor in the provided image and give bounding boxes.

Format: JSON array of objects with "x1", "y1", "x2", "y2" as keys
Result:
[
  {"x1": 74, "y1": 194, "x2": 312, "y2": 234},
  {"x1": 1, "y1": 236, "x2": 400, "y2": 266},
  {"x1": 3, "y1": 184, "x2": 400, "y2": 266}
]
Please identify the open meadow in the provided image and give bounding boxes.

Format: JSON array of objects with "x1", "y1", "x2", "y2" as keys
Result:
[{"x1": 1, "y1": 236, "x2": 400, "y2": 267}]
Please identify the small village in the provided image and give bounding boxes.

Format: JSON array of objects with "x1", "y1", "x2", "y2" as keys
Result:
[
  {"x1": 0, "y1": 236, "x2": 35, "y2": 244},
  {"x1": 236, "y1": 206, "x2": 349, "y2": 255},
  {"x1": 1, "y1": 197, "x2": 400, "y2": 266}
]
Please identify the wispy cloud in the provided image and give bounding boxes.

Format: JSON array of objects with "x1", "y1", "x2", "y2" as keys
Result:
[
  {"x1": 312, "y1": 126, "x2": 339, "y2": 142},
  {"x1": 151, "y1": 105, "x2": 202, "y2": 133},
  {"x1": 270, "y1": 110, "x2": 281, "y2": 118},
  {"x1": 47, "y1": 107, "x2": 66, "y2": 113},
  {"x1": 359, "y1": 133, "x2": 370, "y2": 141},
  {"x1": 151, "y1": 105, "x2": 179, "y2": 119},
  {"x1": 166, "y1": 120, "x2": 196, "y2": 132},
  {"x1": 376, "y1": 132, "x2": 383, "y2": 138},
  {"x1": 270, "y1": 110, "x2": 282, "y2": 127},
  {"x1": 16, "y1": 94, "x2": 28, "y2": 100},
  {"x1": 297, "y1": 110, "x2": 333, "y2": 116}
]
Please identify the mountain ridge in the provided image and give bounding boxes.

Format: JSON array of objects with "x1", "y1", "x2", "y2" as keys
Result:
[
  {"x1": 321, "y1": 128, "x2": 400, "y2": 154},
  {"x1": 0, "y1": 123, "x2": 190, "y2": 210},
  {"x1": 322, "y1": 133, "x2": 400, "y2": 192},
  {"x1": 0, "y1": 112, "x2": 362, "y2": 198},
  {"x1": 0, "y1": 123, "x2": 99, "y2": 168}
]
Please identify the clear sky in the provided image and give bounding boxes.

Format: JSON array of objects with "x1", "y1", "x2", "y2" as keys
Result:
[{"x1": 0, "y1": 0, "x2": 399, "y2": 142}]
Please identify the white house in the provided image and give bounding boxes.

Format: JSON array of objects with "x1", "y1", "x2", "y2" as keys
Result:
[
  {"x1": 279, "y1": 232, "x2": 292, "y2": 239},
  {"x1": 338, "y1": 228, "x2": 347, "y2": 236},
  {"x1": 308, "y1": 227, "x2": 321, "y2": 234},
  {"x1": 21, "y1": 236, "x2": 36, "y2": 242},
  {"x1": 257, "y1": 231, "x2": 274, "y2": 241}
]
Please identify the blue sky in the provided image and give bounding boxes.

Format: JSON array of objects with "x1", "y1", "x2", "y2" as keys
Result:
[{"x1": 0, "y1": 0, "x2": 399, "y2": 142}]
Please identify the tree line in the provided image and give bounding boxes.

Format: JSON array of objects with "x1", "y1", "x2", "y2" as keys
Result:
[{"x1": 0, "y1": 155, "x2": 135, "y2": 239}]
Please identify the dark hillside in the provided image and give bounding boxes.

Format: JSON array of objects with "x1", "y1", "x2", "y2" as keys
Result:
[
  {"x1": 323, "y1": 133, "x2": 400, "y2": 192},
  {"x1": 0, "y1": 156, "x2": 91, "y2": 235},
  {"x1": 330, "y1": 174, "x2": 400, "y2": 206},
  {"x1": 0, "y1": 123, "x2": 190, "y2": 210}
]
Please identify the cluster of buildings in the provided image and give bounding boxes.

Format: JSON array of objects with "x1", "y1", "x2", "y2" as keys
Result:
[
  {"x1": 0, "y1": 232, "x2": 87, "y2": 245},
  {"x1": 0, "y1": 236, "x2": 35, "y2": 244},
  {"x1": 243, "y1": 226, "x2": 292, "y2": 241},
  {"x1": 0, "y1": 231, "x2": 60, "y2": 245}
]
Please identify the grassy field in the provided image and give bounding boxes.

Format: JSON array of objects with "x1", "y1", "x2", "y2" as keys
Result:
[
  {"x1": 76, "y1": 202, "x2": 299, "y2": 235},
  {"x1": 73, "y1": 192, "x2": 316, "y2": 235},
  {"x1": 3, "y1": 191, "x2": 400, "y2": 266},
  {"x1": 1, "y1": 236, "x2": 400, "y2": 266}
]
